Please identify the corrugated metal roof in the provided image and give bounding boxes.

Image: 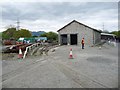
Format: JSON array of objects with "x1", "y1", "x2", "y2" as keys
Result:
[{"x1": 101, "y1": 33, "x2": 116, "y2": 36}]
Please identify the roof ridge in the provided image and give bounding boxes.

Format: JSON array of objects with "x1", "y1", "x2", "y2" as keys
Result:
[{"x1": 57, "y1": 20, "x2": 101, "y2": 33}]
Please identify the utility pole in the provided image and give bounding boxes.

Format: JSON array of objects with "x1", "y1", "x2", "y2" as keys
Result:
[
  {"x1": 16, "y1": 18, "x2": 20, "y2": 30},
  {"x1": 102, "y1": 22, "x2": 104, "y2": 31}
]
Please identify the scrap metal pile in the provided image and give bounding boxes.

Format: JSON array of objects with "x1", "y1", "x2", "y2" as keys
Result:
[
  {"x1": 2, "y1": 42, "x2": 59, "y2": 60},
  {"x1": 2, "y1": 44, "x2": 32, "y2": 53}
]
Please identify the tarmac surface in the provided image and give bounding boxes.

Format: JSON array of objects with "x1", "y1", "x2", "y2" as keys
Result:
[{"x1": 0, "y1": 42, "x2": 118, "y2": 88}]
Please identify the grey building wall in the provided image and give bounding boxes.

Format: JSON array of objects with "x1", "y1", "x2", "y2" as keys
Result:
[
  {"x1": 58, "y1": 21, "x2": 101, "y2": 46},
  {"x1": 93, "y1": 31, "x2": 101, "y2": 44}
]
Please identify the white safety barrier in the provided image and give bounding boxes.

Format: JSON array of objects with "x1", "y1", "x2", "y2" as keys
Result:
[
  {"x1": 10, "y1": 45, "x2": 15, "y2": 49},
  {"x1": 23, "y1": 47, "x2": 29, "y2": 59},
  {"x1": 23, "y1": 43, "x2": 39, "y2": 59}
]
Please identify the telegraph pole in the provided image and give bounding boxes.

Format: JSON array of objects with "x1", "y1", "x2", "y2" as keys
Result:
[
  {"x1": 102, "y1": 22, "x2": 104, "y2": 31},
  {"x1": 16, "y1": 18, "x2": 20, "y2": 30}
]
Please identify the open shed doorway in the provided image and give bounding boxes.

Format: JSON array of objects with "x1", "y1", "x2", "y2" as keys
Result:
[
  {"x1": 61, "y1": 34, "x2": 68, "y2": 45},
  {"x1": 70, "y1": 34, "x2": 77, "y2": 45}
]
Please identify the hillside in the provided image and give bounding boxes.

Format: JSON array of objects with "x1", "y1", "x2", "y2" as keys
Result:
[{"x1": 31, "y1": 31, "x2": 46, "y2": 36}]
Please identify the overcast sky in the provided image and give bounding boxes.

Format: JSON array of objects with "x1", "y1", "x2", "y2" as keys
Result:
[{"x1": 0, "y1": 0, "x2": 119, "y2": 32}]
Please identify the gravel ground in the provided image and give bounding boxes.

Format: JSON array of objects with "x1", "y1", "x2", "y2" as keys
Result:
[{"x1": 1, "y1": 43, "x2": 118, "y2": 88}]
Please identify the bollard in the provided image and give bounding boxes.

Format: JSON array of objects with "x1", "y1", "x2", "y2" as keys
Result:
[
  {"x1": 69, "y1": 48, "x2": 73, "y2": 59},
  {"x1": 18, "y1": 48, "x2": 23, "y2": 59}
]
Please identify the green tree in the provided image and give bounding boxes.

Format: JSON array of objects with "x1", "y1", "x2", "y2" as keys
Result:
[
  {"x1": 2, "y1": 27, "x2": 16, "y2": 39},
  {"x1": 32, "y1": 35, "x2": 38, "y2": 37},
  {"x1": 13, "y1": 29, "x2": 32, "y2": 39},
  {"x1": 2, "y1": 28, "x2": 32, "y2": 40},
  {"x1": 40, "y1": 31, "x2": 58, "y2": 41},
  {"x1": 0, "y1": 32, "x2": 2, "y2": 38},
  {"x1": 110, "y1": 30, "x2": 120, "y2": 37},
  {"x1": 40, "y1": 33, "x2": 47, "y2": 37},
  {"x1": 47, "y1": 32, "x2": 58, "y2": 41}
]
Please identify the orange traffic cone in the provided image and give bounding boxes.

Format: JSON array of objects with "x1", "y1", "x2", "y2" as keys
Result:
[
  {"x1": 18, "y1": 48, "x2": 23, "y2": 59},
  {"x1": 69, "y1": 48, "x2": 73, "y2": 59}
]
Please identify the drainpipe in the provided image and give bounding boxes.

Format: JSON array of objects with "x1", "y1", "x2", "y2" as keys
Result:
[
  {"x1": 58, "y1": 33, "x2": 61, "y2": 45},
  {"x1": 93, "y1": 31, "x2": 95, "y2": 45}
]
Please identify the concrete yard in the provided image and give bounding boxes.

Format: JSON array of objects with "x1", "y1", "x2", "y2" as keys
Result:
[{"x1": 1, "y1": 43, "x2": 118, "y2": 88}]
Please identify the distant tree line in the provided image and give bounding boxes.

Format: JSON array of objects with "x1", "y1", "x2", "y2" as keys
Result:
[
  {"x1": 1, "y1": 27, "x2": 58, "y2": 42},
  {"x1": 2, "y1": 27, "x2": 32, "y2": 40},
  {"x1": 110, "y1": 30, "x2": 120, "y2": 37},
  {"x1": 40, "y1": 31, "x2": 58, "y2": 42}
]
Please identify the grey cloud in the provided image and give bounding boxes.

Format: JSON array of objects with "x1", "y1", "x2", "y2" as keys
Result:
[
  {"x1": 2, "y1": 2, "x2": 117, "y2": 21},
  {"x1": 1, "y1": 2, "x2": 118, "y2": 32},
  {"x1": 2, "y1": 5, "x2": 20, "y2": 20}
]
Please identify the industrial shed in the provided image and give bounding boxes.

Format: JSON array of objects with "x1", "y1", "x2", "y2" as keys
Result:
[
  {"x1": 57, "y1": 20, "x2": 101, "y2": 46},
  {"x1": 101, "y1": 33, "x2": 116, "y2": 41}
]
